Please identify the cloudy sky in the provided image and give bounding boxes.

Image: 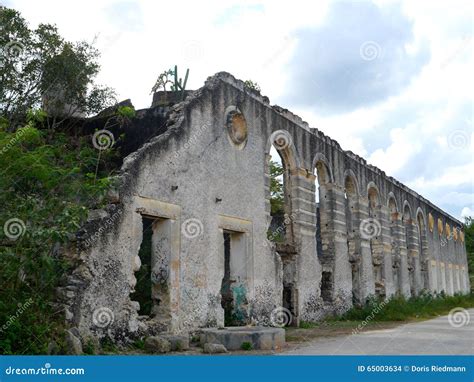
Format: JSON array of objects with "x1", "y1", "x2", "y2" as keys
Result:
[{"x1": 5, "y1": 0, "x2": 473, "y2": 220}]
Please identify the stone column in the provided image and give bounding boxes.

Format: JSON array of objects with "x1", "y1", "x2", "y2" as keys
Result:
[
  {"x1": 289, "y1": 168, "x2": 319, "y2": 323},
  {"x1": 406, "y1": 221, "x2": 422, "y2": 296},
  {"x1": 365, "y1": 202, "x2": 386, "y2": 298},
  {"x1": 447, "y1": 263, "x2": 454, "y2": 295},
  {"x1": 379, "y1": 205, "x2": 395, "y2": 298},
  {"x1": 330, "y1": 184, "x2": 353, "y2": 306},
  {"x1": 440, "y1": 262, "x2": 447, "y2": 293},
  {"x1": 454, "y1": 265, "x2": 461, "y2": 293},
  {"x1": 393, "y1": 218, "x2": 411, "y2": 298},
  {"x1": 316, "y1": 182, "x2": 352, "y2": 309},
  {"x1": 354, "y1": 197, "x2": 376, "y2": 301},
  {"x1": 419, "y1": 232, "x2": 430, "y2": 292}
]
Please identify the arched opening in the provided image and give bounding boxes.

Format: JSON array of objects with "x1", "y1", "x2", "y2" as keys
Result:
[
  {"x1": 368, "y1": 185, "x2": 384, "y2": 297},
  {"x1": 344, "y1": 175, "x2": 360, "y2": 305},
  {"x1": 314, "y1": 159, "x2": 332, "y2": 302},
  {"x1": 417, "y1": 210, "x2": 429, "y2": 291},
  {"x1": 266, "y1": 131, "x2": 298, "y2": 325},
  {"x1": 388, "y1": 195, "x2": 401, "y2": 294},
  {"x1": 267, "y1": 144, "x2": 293, "y2": 244},
  {"x1": 403, "y1": 203, "x2": 415, "y2": 297},
  {"x1": 315, "y1": 161, "x2": 330, "y2": 260}
]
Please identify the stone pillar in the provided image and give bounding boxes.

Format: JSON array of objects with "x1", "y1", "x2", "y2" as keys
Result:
[
  {"x1": 289, "y1": 168, "x2": 319, "y2": 323},
  {"x1": 379, "y1": 205, "x2": 395, "y2": 298},
  {"x1": 429, "y1": 260, "x2": 438, "y2": 292},
  {"x1": 354, "y1": 197, "x2": 376, "y2": 301},
  {"x1": 447, "y1": 264, "x2": 454, "y2": 295},
  {"x1": 330, "y1": 184, "x2": 352, "y2": 305},
  {"x1": 393, "y1": 218, "x2": 411, "y2": 298},
  {"x1": 439, "y1": 262, "x2": 446, "y2": 293},
  {"x1": 419, "y1": 231, "x2": 430, "y2": 292},
  {"x1": 454, "y1": 265, "x2": 461, "y2": 293},
  {"x1": 316, "y1": 183, "x2": 352, "y2": 309},
  {"x1": 346, "y1": 195, "x2": 360, "y2": 305},
  {"x1": 368, "y1": 204, "x2": 385, "y2": 297},
  {"x1": 461, "y1": 266, "x2": 468, "y2": 293},
  {"x1": 406, "y1": 221, "x2": 422, "y2": 296}
]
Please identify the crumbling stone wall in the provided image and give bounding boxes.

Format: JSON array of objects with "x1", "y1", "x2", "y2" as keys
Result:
[{"x1": 65, "y1": 72, "x2": 470, "y2": 344}]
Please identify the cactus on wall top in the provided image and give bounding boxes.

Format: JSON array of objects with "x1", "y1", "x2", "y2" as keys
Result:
[{"x1": 151, "y1": 65, "x2": 189, "y2": 102}]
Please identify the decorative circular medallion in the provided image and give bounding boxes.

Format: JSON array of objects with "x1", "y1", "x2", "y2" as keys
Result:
[{"x1": 225, "y1": 106, "x2": 248, "y2": 149}]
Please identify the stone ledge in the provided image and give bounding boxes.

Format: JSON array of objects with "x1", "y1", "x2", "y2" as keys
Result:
[{"x1": 199, "y1": 327, "x2": 285, "y2": 351}]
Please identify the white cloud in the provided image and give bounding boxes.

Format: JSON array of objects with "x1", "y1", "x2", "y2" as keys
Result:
[
  {"x1": 461, "y1": 207, "x2": 474, "y2": 219},
  {"x1": 5, "y1": 0, "x2": 473, "y2": 219}
]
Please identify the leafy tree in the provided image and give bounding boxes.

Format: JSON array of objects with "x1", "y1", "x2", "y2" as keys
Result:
[
  {"x1": 0, "y1": 7, "x2": 119, "y2": 354},
  {"x1": 270, "y1": 160, "x2": 284, "y2": 215},
  {"x1": 0, "y1": 6, "x2": 116, "y2": 128}
]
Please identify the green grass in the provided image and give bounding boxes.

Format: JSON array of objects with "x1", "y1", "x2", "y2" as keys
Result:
[
  {"x1": 298, "y1": 321, "x2": 321, "y2": 329},
  {"x1": 334, "y1": 292, "x2": 474, "y2": 322}
]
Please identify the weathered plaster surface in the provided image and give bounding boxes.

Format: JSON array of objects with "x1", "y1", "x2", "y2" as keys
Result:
[{"x1": 63, "y1": 72, "x2": 470, "y2": 344}]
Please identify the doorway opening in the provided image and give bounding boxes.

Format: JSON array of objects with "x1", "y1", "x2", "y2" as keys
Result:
[
  {"x1": 131, "y1": 215, "x2": 172, "y2": 327},
  {"x1": 131, "y1": 216, "x2": 154, "y2": 316},
  {"x1": 220, "y1": 230, "x2": 248, "y2": 326}
]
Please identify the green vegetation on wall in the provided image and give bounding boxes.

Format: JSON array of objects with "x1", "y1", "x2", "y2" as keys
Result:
[{"x1": 0, "y1": 5, "x2": 119, "y2": 354}]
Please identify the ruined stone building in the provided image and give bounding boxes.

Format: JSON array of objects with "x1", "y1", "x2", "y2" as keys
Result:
[{"x1": 64, "y1": 72, "x2": 470, "y2": 342}]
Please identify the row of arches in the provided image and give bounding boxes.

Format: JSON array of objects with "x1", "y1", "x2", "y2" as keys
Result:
[{"x1": 266, "y1": 130, "x2": 466, "y2": 311}]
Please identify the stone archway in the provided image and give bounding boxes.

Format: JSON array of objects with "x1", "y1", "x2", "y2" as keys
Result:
[
  {"x1": 314, "y1": 157, "x2": 334, "y2": 303},
  {"x1": 265, "y1": 130, "x2": 300, "y2": 325}
]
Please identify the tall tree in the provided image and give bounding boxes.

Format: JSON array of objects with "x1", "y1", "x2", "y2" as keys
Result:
[
  {"x1": 0, "y1": 6, "x2": 115, "y2": 128},
  {"x1": 270, "y1": 160, "x2": 284, "y2": 215}
]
